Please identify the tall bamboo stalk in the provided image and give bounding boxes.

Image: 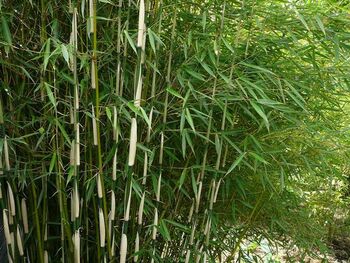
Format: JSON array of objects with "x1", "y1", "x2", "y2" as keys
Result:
[{"x1": 91, "y1": 0, "x2": 111, "y2": 259}]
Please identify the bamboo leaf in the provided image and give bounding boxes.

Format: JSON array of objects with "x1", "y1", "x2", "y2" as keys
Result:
[
  {"x1": 250, "y1": 101, "x2": 269, "y2": 130},
  {"x1": 167, "y1": 86, "x2": 183, "y2": 100},
  {"x1": 249, "y1": 152, "x2": 268, "y2": 164},
  {"x1": 43, "y1": 38, "x2": 51, "y2": 71},
  {"x1": 124, "y1": 30, "x2": 137, "y2": 54},
  {"x1": 182, "y1": 130, "x2": 186, "y2": 159},
  {"x1": 178, "y1": 169, "x2": 187, "y2": 189},
  {"x1": 1, "y1": 16, "x2": 12, "y2": 45},
  {"x1": 1, "y1": 15, "x2": 12, "y2": 54},
  {"x1": 185, "y1": 129, "x2": 195, "y2": 156},
  {"x1": 105, "y1": 107, "x2": 112, "y2": 122},
  {"x1": 55, "y1": 119, "x2": 71, "y2": 145},
  {"x1": 61, "y1": 44, "x2": 69, "y2": 65},
  {"x1": 164, "y1": 220, "x2": 189, "y2": 232},
  {"x1": 44, "y1": 82, "x2": 56, "y2": 108},
  {"x1": 147, "y1": 28, "x2": 156, "y2": 54},
  {"x1": 200, "y1": 62, "x2": 215, "y2": 77},
  {"x1": 185, "y1": 68, "x2": 205, "y2": 81},
  {"x1": 226, "y1": 152, "x2": 246, "y2": 175},
  {"x1": 239, "y1": 62, "x2": 275, "y2": 75},
  {"x1": 159, "y1": 220, "x2": 171, "y2": 241},
  {"x1": 49, "y1": 152, "x2": 57, "y2": 174},
  {"x1": 185, "y1": 108, "x2": 196, "y2": 133},
  {"x1": 315, "y1": 16, "x2": 326, "y2": 35},
  {"x1": 222, "y1": 37, "x2": 234, "y2": 53},
  {"x1": 294, "y1": 8, "x2": 310, "y2": 31}
]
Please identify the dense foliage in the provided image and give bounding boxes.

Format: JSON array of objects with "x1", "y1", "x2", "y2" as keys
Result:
[{"x1": 0, "y1": 0, "x2": 349, "y2": 262}]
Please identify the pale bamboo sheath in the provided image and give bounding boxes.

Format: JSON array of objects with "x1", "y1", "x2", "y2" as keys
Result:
[
  {"x1": 128, "y1": 118, "x2": 137, "y2": 166},
  {"x1": 89, "y1": 0, "x2": 94, "y2": 33},
  {"x1": 99, "y1": 209, "x2": 105, "y2": 248},
  {"x1": 16, "y1": 226, "x2": 24, "y2": 256},
  {"x1": 73, "y1": 230, "x2": 80, "y2": 263},
  {"x1": 137, "y1": 0, "x2": 145, "y2": 48},
  {"x1": 97, "y1": 174, "x2": 103, "y2": 199},
  {"x1": 120, "y1": 234, "x2": 127, "y2": 263},
  {"x1": 138, "y1": 192, "x2": 145, "y2": 225},
  {"x1": 3, "y1": 210, "x2": 11, "y2": 245},
  {"x1": 73, "y1": 182, "x2": 79, "y2": 218},
  {"x1": 134, "y1": 232, "x2": 139, "y2": 262},
  {"x1": 124, "y1": 182, "x2": 132, "y2": 221},
  {"x1": 4, "y1": 136, "x2": 10, "y2": 170},
  {"x1": 7, "y1": 183, "x2": 15, "y2": 216},
  {"x1": 21, "y1": 199, "x2": 29, "y2": 233},
  {"x1": 92, "y1": 105, "x2": 98, "y2": 146}
]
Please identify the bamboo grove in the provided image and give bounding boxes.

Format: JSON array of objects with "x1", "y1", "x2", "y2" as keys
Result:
[{"x1": 0, "y1": 0, "x2": 349, "y2": 262}]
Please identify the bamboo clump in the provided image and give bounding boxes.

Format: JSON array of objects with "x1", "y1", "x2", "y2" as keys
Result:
[{"x1": 0, "y1": 0, "x2": 348, "y2": 262}]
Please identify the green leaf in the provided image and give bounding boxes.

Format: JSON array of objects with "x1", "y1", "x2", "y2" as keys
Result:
[
  {"x1": 315, "y1": 16, "x2": 326, "y2": 35},
  {"x1": 222, "y1": 37, "x2": 234, "y2": 53},
  {"x1": 200, "y1": 62, "x2": 215, "y2": 77},
  {"x1": 148, "y1": 28, "x2": 156, "y2": 54},
  {"x1": 105, "y1": 107, "x2": 112, "y2": 122},
  {"x1": 55, "y1": 119, "x2": 71, "y2": 145},
  {"x1": 201, "y1": 11, "x2": 207, "y2": 32},
  {"x1": 124, "y1": 30, "x2": 137, "y2": 54},
  {"x1": 283, "y1": 80, "x2": 307, "y2": 112},
  {"x1": 126, "y1": 102, "x2": 151, "y2": 127},
  {"x1": 61, "y1": 44, "x2": 69, "y2": 65},
  {"x1": 249, "y1": 152, "x2": 268, "y2": 164},
  {"x1": 180, "y1": 111, "x2": 185, "y2": 133},
  {"x1": 139, "y1": 107, "x2": 151, "y2": 127},
  {"x1": 164, "y1": 219, "x2": 189, "y2": 232},
  {"x1": 1, "y1": 15, "x2": 12, "y2": 55},
  {"x1": 191, "y1": 172, "x2": 197, "y2": 197},
  {"x1": 49, "y1": 152, "x2": 57, "y2": 174},
  {"x1": 294, "y1": 8, "x2": 310, "y2": 31},
  {"x1": 178, "y1": 169, "x2": 187, "y2": 189},
  {"x1": 239, "y1": 62, "x2": 275, "y2": 75},
  {"x1": 43, "y1": 38, "x2": 51, "y2": 71},
  {"x1": 44, "y1": 82, "x2": 56, "y2": 108},
  {"x1": 0, "y1": 139, "x2": 4, "y2": 156},
  {"x1": 147, "y1": 28, "x2": 164, "y2": 53},
  {"x1": 218, "y1": 72, "x2": 231, "y2": 84},
  {"x1": 226, "y1": 152, "x2": 246, "y2": 175},
  {"x1": 159, "y1": 220, "x2": 171, "y2": 241},
  {"x1": 215, "y1": 134, "x2": 221, "y2": 155},
  {"x1": 167, "y1": 86, "x2": 183, "y2": 100},
  {"x1": 1, "y1": 16, "x2": 12, "y2": 46},
  {"x1": 182, "y1": 130, "x2": 186, "y2": 158},
  {"x1": 185, "y1": 108, "x2": 196, "y2": 133},
  {"x1": 185, "y1": 68, "x2": 205, "y2": 81},
  {"x1": 67, "y1": 166, "x2": 75, "y2": 185},
  {"x1": 184, "y1": 130, "x2": 195, "y2": 156},
  {"x1": 250, "y1": 101, "x2": 269, "y2": 130}
]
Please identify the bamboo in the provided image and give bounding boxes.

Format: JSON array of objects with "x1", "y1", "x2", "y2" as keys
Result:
[
  {"x1": 128, "y1": 118, "x2": 137, "y2": 166},
  {"x1": 16, "y1": 225, "x2": 24, "y2": 256},
  {"x1": 1, "y1": 0, "x2": 347, "y2": 262},
  {"x1": 120, "y1": 233, "x2": 127, "y2": 263},
  {"x1": 7, "y1": 183, "x2": 15, "y2": 216},
  {"x1": 91, "y1": 0, "x2": 111, "y2": 255},
  {"x1": 21, "y1": 199, "x2": 29, "y2": 234},
  {"x1": 3, "y1": 210, "x2": 11, "y2": 245},
  {"x1": 4, "y1": 136, "x2": 10, "y2": 170},
  {"x1": 99, "y1": 208, "x2": 105, "y2": 248}
]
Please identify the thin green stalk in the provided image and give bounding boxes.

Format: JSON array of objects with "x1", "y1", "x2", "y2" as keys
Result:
[
  {"x1": 30, "y1": 173, "x2": 44, "y2": 263},
  {"x1": 92, "y1": 0, "x2": 111, "y2": 258}
]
